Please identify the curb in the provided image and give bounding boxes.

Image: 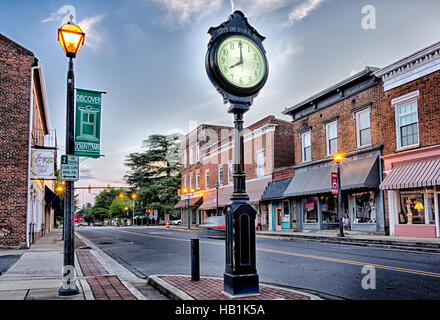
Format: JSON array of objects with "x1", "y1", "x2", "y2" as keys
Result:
[
  {"x1": 75, "y1": 232, "x2": 147, "y2": 300},
  {"x1": 148, "y1": 274, "x2": 322, "y2": 300},
  {"x1": 256, "y1": 233, "x2": 440, "y2": 253}
]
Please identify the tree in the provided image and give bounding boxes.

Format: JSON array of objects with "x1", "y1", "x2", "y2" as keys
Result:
[
  {"x1": 124, "y1": 134, "x2": 181, "y2": 220},
  {"x1": 109, "y1": 197, "x2": 131, "y2": 221}
]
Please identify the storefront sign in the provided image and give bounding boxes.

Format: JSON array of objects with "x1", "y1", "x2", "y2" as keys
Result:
[
  {"x1": 74, "y1": 88, "x2": 102, "y2": 158},
  {"x1": 331, "y1": 172, "x2": 338, "y2": 195},
  {"x1": 31, "y1": 149, "x2": 55, "y2": 179}
]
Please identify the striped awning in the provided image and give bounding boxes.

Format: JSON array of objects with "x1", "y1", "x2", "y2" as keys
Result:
[{"x1": 380, "y1": 159, "x2": 440, "y2": 190}]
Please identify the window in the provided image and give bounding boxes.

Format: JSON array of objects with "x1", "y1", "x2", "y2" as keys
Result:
[
  {"x1": 356, "y1": 109, "x2": 371, "y2": 147},
  {"x1": 195, "y1": 144, "x2": 200, "y2": 162},
  {"x1": 183, "y1": 150, "x2": 187, "y2": 168},
  {"x1": 196, "y1": 172, "x2": 200, "y2": 190},
  {"x1": 301, "y1": 131, "x2": 311, "y2": 163},
  {"x1": 399, "y1": 193, "x2": 425, "y2": 224},
  {"x1": 302, "y1": 197, "x2": 318, "y2": 223},
  {"x1": 183, "y1": 175, "x2": 187, "y2": 188},
  {"x1": 256, "y1": 149, "x2": 264, "y2": 177},
  {"x1": 320, "y1": 195, "x2": 339, "y2": 223},
  {"x1": 227, "y1": 160, "x2": 233, "y2": 184},
  {"x1": 189, "y1": 175, "x2": 193, "y2": 189},
  {"x1": 205, "y1": 170, "x2": 210, "y2": 189},
  {"x1": 189, "y1": 147, "x2": 193, "y2": 165},
  {"x1": 352, "y1": 192, "x2": 376, "y2": 223},
  {"x1": 326, "y1": 121, "x2": 338, "y2": 156},
  {"x1": 218, "y1": 165, "x2": 223, "y2": 186},
  {"x1": 396, "y1": 100, "x2": 419, "y2": 148}
]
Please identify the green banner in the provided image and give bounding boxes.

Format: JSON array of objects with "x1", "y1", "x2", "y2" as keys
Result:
[{"x1": 74, "y1": 89, "x2": 102, "y2": 158}]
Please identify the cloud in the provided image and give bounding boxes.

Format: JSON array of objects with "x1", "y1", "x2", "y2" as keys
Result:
[
  {"x1": 237, "y1": 0, "x2": 289, "y2": 16},
  {"x1": 42, "y1": 5, "x2": 107, "y2": 53},
  {"x1": 284, "y1": 0, "x2": 325, "y2": 27},
  {"x1": 269, "y1": 40, "x2": 302, "y2": 72},
  {"x1": 148, "y1": 0, "x2": 223, "y2": 25}
]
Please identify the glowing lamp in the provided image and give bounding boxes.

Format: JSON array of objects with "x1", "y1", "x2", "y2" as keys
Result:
[
  {"x1": 58, "y1": 22, "x2": 85, "y2": 58},
  {"x1": 414, "y1": 201, "x2": 424, "y2": 211},
  {"x1": 333, "y1": 153, "x2": 344, "y2": 163}
]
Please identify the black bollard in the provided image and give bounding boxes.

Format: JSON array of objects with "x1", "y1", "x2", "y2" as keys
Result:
[{"x1": 191, "y1": 239, "x2": 200, "y2": 281}]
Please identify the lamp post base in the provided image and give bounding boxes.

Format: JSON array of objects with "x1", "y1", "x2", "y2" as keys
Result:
[
  {"x1": 58, "y1": 284, "x2": 79, "y2": 296},
  {"x1": 223, "y1": 273, "x2": 259, "y2": 298}
]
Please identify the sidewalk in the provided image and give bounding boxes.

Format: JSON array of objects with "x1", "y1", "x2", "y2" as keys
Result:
[
  {"x1": 148, "y1": 275, "x2": 322, "y2": 300},
  {"x1": 0, "y1": 229, "x2": 161, "y2": 300}
]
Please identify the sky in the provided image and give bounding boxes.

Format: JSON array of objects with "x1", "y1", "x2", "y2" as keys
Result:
[{"x1": 1, "y1": 0, "x2": 440, "y2": 206}]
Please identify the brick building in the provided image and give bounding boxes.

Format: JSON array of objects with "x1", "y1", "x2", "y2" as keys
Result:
[
  {"x1": 0, "y1": 33, "x2": 58, "y2": 248},
  {"x1": 281, "y1": 67, "x2": 386, "y2": 233},
  {"x1": 174, "y1": 116, "x2": 295, "y2": 229},
  {"x1": 377, "y1": 40, "x2": 440, "y2": 238}
]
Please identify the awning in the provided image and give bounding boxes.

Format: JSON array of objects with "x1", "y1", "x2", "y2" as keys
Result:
[
  {"x1": 284, "y1": 156, "x2": 379, "y2": 197},
  {"x1": 380, "y1": 159, "x2": 440, "y2": 190},
  {"x1": 262, "y1": 178, "x2": 292, "y2": 201},
  {"x1": 199, "y1": 189, "x2": 222, "y2": 211},
  {"x1": 174, "y1": 197, "x2": 203, "y2": 209},
  {"x1": 44, "y1": 186, "x2": 61, "y2": 210},
  {"x1": 217, "y1": 176, "x2": 272, "y2": 206}
]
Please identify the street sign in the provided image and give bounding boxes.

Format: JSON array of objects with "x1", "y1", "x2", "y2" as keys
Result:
[
  {"x1": 74, "y1": 88, "x2": 102, "y2": 158},
  {"x1": 331, "y1": 172, "x2": 338, "y2": 195},
  {"x1": 60, "y1": 155, "x2": 79, "y2": 181}
]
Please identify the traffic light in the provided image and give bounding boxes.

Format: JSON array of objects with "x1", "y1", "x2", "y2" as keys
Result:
[
  {"x1": 119, "y1": 192, "x2": 125, "y2": 199},
  {"x1": 106, "y1": 184, "x2": 111, "y2": 192},
  {"x1": 88, "y1": 185, "x2": 92, "y2": 193},
  {"x1": 130, "y1": 192, "x2": 138, "y2": 200}
]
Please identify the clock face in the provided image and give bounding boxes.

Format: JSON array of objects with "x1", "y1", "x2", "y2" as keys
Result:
[{"x1": 216, "y1": 35, "x2": 266, "y2": 89}]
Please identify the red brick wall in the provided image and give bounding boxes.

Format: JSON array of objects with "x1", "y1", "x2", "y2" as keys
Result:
[
  {"x1": 292, "y1": 85, "x2": 383, "y2": 165},
  {"x1": 380, "y1": 71, "x2": 440, "y2": 156},
  {"x1": 0, "y1": 34, "x2": 34, "y2": 248}
]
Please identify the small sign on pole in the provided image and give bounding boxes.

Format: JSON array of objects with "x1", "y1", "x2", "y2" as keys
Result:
[
  {"x1": 61, "y1": 155, "x2": 79, "y2": 181},
  {"x1": 331, "y1": 172, "x2": 338, "y2": 195}
]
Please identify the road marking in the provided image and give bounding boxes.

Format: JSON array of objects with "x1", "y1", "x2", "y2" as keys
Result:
[{"x1": 112, "y1": 229, "x2": 440, "y2": 279}]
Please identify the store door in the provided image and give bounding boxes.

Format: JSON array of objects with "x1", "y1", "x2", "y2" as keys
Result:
[{"x1": 275, "y1": 207, "x2": 282, "y2": 231}]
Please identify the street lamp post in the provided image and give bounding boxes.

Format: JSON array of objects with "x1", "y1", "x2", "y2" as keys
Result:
[
  {"x1": 57, "y1": 17, "x2": 85, "y2": 296},
  {"x1": 333, "y1": 153, "x2": 345, "y2": 237},
  {"x1": 131, "y1": 192, "x2": 137, "y2": 227},
  {"x1": 215, "y1": 183, "x2": 220, "y2": 216}
]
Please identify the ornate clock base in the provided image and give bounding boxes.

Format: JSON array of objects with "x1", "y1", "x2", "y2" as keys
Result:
[{"x1": 223, "y1": 273, "x2": 260, "y2": 298}]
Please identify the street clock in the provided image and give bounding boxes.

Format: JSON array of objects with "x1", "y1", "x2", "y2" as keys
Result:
[{"x1": 205, "y1": 10, "x2": 269, "y2": 103}]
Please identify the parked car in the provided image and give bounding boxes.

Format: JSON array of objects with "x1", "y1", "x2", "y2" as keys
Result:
[
  {"x1": 93, "y1": 220, "x2": 103, "y2": 226},
  {"x1": 75, "y1": 221, "x2": 88, "y2": 227},
  {"x1": 170, "y1": 219, "x2": 181, "y2": 225},
  {"x1": 200, "y1": 216, "x2": 225, "y2": 239}
]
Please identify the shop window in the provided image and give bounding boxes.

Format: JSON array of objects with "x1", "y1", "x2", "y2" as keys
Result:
[
  {"x1": 352, "y1": 192, "x2": 376, "y2": 223},
  {"x1": 427, "y1": 193, "x2": 435, "y2": 224},
  {"x1": 320, "y1": 195, "x2": 339, "y2": 223},
  {"x1": 399, "y1": 193, "x2": 425, "y2": 224},
  {"x1": 302, "y1": 197, "x2": 318, "y2": 223}
]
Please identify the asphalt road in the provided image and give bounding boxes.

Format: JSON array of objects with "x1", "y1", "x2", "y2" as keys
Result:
[
  {"x1": 0, "y1": 255, "x2": 21, "y2": 275},
  {"x1": 77, "y1": 226, "x2": 440, "y2": 300}
]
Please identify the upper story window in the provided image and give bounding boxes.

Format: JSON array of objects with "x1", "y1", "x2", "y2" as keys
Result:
[
  {"x1": 183, "y1": 175, "x2": 187, "y2": 188},
  {"x1": 189, "y1": 147, "x2": 193, "y2": 165},
  {"x1": 183, "y1": 149, "x2": 187, "y2": 168},
  {"x1": 301, "y1": 130, "x2": 311, "y2": 163},
  {"x1": 356, "y1": 109, "x2": 371, "y2": 148},
  {"x1": 195, "y1": 144, "x2": 200, "y2": 163},
  {"x1": 218, "y1": 165, "x2": 223, "y2": 186},
  {"x1": 227, "y1": 160, "x2": 233, "y2": 184},
  {"x1": 256, "y1": 149, "x2": 265, "y2": 177},
  {"x1": 396, "y1": 99, "x2": 419, "y2": 149},
  {"x1": 196, "y1": 172, "x2": 200, "y2": 190},
  {"x1": 189, "y1": 174, "x2": 193, "y2": 189},
  {"x1": 205, "y1": 170, "x2": 210, "y2": 189},
  {"x1": 325, "y1": 121, "x2": 338, "y2": 156}
]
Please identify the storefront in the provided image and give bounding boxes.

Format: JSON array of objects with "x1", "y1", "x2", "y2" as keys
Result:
[
  {"x1": 284, "y1": 153, "x2": 385, "y2": 232},
  {"x1": 198, "y1": 189, "x2": 223, "y2": 224},
  {"x1": 174, "y1": 197, "x2": 203, "y2": 226},
  {"x1": 261, "y1": 178, "x2": 295, "y2": 231},
  {"x1": 381, "y1": 147, "x2": 440, "y2": 238}
]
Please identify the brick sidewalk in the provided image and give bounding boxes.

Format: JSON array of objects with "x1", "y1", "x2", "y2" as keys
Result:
[
  {"x1": 75, "y1": 234, "x2": 137, "y2": 300},
  {"x1": 158, "y1": 276, "x2": 313, "y2": 300}
]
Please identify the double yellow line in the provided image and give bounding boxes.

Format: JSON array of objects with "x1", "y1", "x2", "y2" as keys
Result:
[{"x1": 116, "y1": 229, "x2": 440, "y2": 279}]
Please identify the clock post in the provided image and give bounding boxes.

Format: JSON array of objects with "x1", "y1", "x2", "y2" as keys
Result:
[{"x1": 205, "y1": 10, "x2": 268, "y2": 298}]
